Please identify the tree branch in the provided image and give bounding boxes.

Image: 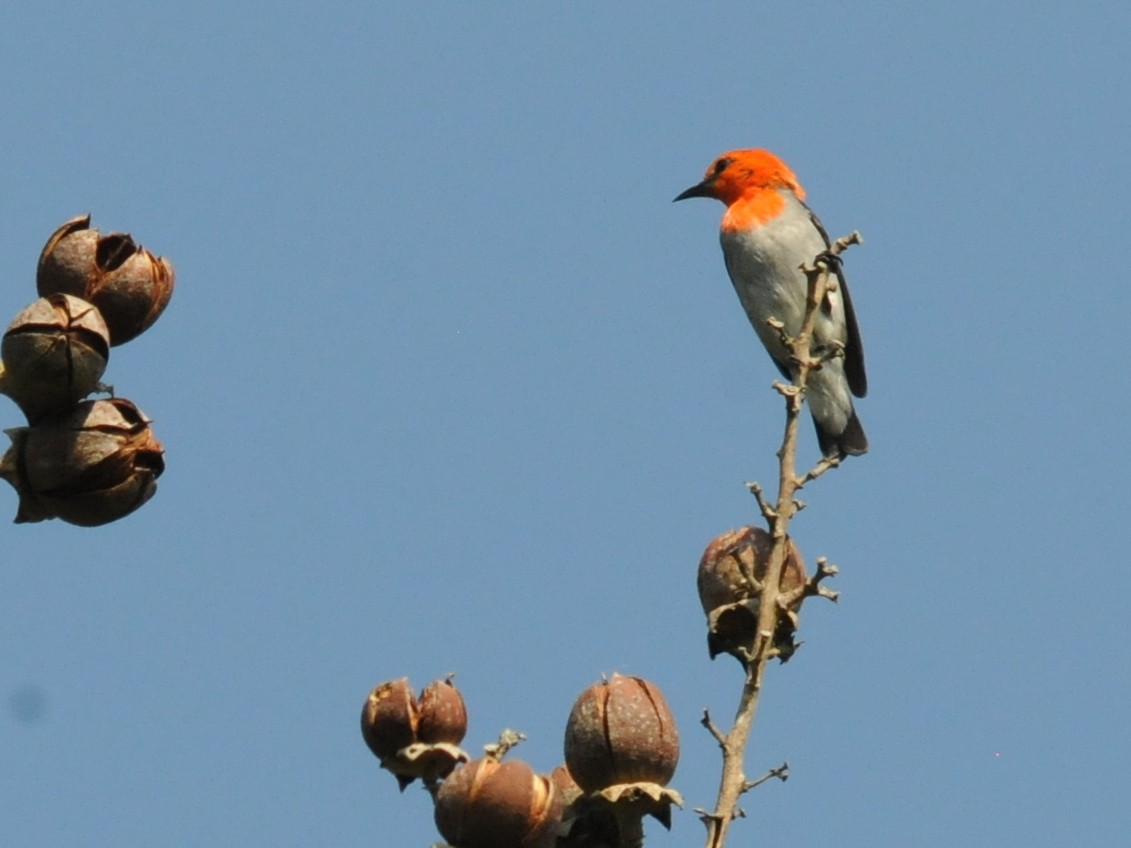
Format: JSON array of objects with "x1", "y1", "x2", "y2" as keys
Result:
[{"x1": 700, "y1": 232, "x2": 860, "y2": 848}]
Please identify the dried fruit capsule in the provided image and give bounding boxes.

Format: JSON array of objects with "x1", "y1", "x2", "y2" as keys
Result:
[
  {"x1": 416, "y1": 677, "x2": 468, "y2": 745},
  {"x1": 697, "y1": 527, "x2": 807, "y2": 660},
  {"x1": 434, "y1": 757, "x2": 562, "y2": 848},
  {"x1": 564, "y1": 674, "x2": 679, "y2": 793},
  {"x1": 360, "y1": 678, "x2": 417, "y2": 763},
  {"x1": 0, "y1": 295, "x2": 110, "y2": 423},
  {"x1": 0, "y1": 398, "x2": 164, "y2": 526},
  {"x1": 37, "y1": 214, "x2": 175, "y2": 346},
  {"x1": 361, "y1": 676, "x2": 468, "y2": 789}
]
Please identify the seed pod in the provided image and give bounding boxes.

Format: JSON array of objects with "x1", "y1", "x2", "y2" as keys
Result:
[
  {"x1": 416, "y1": 676, "x2": 468, "y2": 745},
  {"x1": 434, "y1": 757, "x2": 563, "y2": 848},
  {"x1": 360, "y1": 676, "x2": 468, "y2": 789},
  {"x1": 1, "y1": 295, "x2": 110, "y2": 423},
  {"x1": 564, "y1": 674, "x2": 679, "y2": 793},
  {"x1": 697, "y1": 527, "x2": 807, "y2": 661},
  {"x1": 37, "y1": 214, "x2": 175, "y2": 345},
  {"x1": 360, "y1": 678, "x2": 417, "y2": 763},
  {"x1": 0, "y1": 397, "x2": 164, "y2": 526}
]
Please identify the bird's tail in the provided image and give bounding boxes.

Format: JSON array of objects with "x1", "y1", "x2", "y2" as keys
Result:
[{"x1": 815, "y1": 410, "x2": 868, "y2": 459}]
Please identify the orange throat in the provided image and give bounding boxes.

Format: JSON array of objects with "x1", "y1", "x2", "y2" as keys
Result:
[{"x1": 720, "y1": 189, "x2": 788, "y2": 233}]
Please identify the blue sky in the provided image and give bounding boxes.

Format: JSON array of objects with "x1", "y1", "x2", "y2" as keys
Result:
[{"x1": 2, "y1": 3, "x2": 1129, "y2": 846}]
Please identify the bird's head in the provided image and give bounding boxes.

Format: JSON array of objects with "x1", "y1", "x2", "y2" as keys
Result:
[{"x1": 674, "y1": 149, "x2": 804, "y2": 206}]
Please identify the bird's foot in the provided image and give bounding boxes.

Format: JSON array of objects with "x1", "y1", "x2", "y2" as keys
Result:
[{"x1": 814, "y1": 249, "x2": 843, "y2": 271}]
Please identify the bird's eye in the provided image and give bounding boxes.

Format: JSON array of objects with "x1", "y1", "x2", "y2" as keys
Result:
[{"x1": 712, "y1": 158, "x2": 732, "y2": 176}]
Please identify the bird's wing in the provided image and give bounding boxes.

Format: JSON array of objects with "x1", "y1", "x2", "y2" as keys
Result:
[
  {"x1": 807, "y1": 205, "x2": 867, "y2": 398},
  {"x1": 836, "y1": 267, "x2": 868, "y2": 398}
]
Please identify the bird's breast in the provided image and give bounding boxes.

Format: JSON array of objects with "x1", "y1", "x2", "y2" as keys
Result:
[{"x1": 718, "y1": 198, "x2": 843, "y2": 353}]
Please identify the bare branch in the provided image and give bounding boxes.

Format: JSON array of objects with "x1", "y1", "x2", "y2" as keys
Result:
[
  {"x1": 805, "y1": 556, "x2": 841, "y2": 602},
  {"x1": 745, "y1": 480, "x2": 777, "y2": 522},
  {"x1": 701, "y1": 709, "x2": 727, "y2": 748},
  {"x1": 701, "y1": 233, "x2": 859, "y2": 848},
  {"x1": 740, "y1": 761, "x2": 790, "y2": 793},
  {"x1": 796, "y1": 454, "x2": 841, "y2": 488}
]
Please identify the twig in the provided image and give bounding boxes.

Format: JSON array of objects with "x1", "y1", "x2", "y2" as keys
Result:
[
  {"x1": 741, "y1": 761, "x2": 790, "y2": 793},
  {"x1": 482, "y1": 728, "x2": 525, "y2": 760},
  {"x1": 796, "y1": 455, "x2": 841, "y2": 488},
  {"x1": 745, "y1": 480, "x2": 777, "y2": 522},
  {"x1": 701, "y1": 710, "x2": 727, "y2": 747}
]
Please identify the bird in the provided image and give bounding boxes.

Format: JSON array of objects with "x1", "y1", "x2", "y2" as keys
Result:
[{"x1": 674, "y1": 149, "x2": 868, "y2": 458}]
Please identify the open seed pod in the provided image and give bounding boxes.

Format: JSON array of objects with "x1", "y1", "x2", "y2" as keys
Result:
[
  {"x1": 697, "y1": 526, "x2": 807, "y2": 662},
  {"x1": 37, "y1": 214, "x2": 174, "y2": 346},
  {"x1": 1, "y1": 294, "x2": 110, "y2": 423},
  {"x1": 0, "y1": 397, "x2": 164, "y2": 526},
  {"x1": 434, "y1": 756, "x2": 563, "y2": 848},
  {"x1": 360, "y1": 676, "x2": 468, "y2": 789}
]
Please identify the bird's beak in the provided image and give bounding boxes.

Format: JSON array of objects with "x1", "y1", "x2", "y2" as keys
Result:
[{"x1": 673, "y1": 180, "x2": 714, "y2": 202}]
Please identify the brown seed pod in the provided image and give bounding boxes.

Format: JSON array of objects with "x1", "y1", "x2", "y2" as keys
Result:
[
  {"x1": 416, "y1": 676, "x2": 469, "y2": 745},
  {"x1": 434, "y1": 757, "x2": 563, "y2": 848},
  {"x1": 37, "y1": 214, "x2": 175, "y2": 346},
  {"x1": 360, "y1": 676, "x2": 468, "y2": 789},
  {"x1": 697, "y1": 526, "x2": 807, "y2": 660},
  {"x1": 360, "y1": 678, "x2": 417, "y2": 763},
  {"x1": 563, "y1": 674, "x2": 679, "y2": 794},
  {"x1": 0, "y1": 397, "x2": 164, "y2": 526},
  {"x1": 697, "y1": 526, "x2": 807, "y2": 613},
  {"x1": 1, "y1": 294, "x2": 110, "y2": 423}
]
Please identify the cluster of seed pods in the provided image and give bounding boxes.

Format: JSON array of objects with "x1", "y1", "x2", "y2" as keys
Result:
[
  {"x1": 0, "y1": 215, "x2": 174, "y2": 526},
  {"x1": 361, "y1": 673, "x2": 681, "y2": 848},
  {"x1": 358, "y1": 525, "x2": 823, "y2": 845}
]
